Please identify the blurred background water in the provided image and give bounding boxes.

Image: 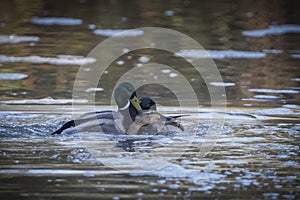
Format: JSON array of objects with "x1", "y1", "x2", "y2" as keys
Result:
[{"x1": 0, "y1": 0, "x2": 299, "y2": 199}]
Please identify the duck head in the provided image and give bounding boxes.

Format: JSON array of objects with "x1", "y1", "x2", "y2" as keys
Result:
[
  {"x1": 139, "y1": 97, "x2": 157, "y2": 111},
  {"x1": 113, "y1": 82, "x2": 142, "y2": 112}
]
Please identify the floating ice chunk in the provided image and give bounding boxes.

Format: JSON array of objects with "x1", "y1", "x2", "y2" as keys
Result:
[
  {"x1": 0, "y1": 35, "x2": 40, "y2": 44},
  {"x1": 262, "y1": 49, "x2": 283, "y2": 54},
  {"x1": 162, "y1": 69, "x2": 171, "y2": 74},
  {"x1": 253, "y1": 95, "x2": 279, "y2": 99},
  {"x1": 85, "y1": 87, "x2": 104, "y2": 92},
  {"x1": 0, "y1": 55, "x2": 96, "y2": 65},
  {"x1": 169, "y1": 73, "x2": 178, "y2": 78},
  {"x1": 138, "y1": 56, "x2": 150, "y2": 63},
  {"x1": 120, "y1": 17, "x2": 128, "y2": 22},
  {"x1": 31, "y1": 17, "x2": 83, "y2": 25},
  {"x1": 93, "y1": 29, "x2": 144, "y2": 37},
  {"x1": 122, "y1": 48, "x2": 130, "y2": 53},
  {"x1": 209, "y1": 82, "x2": 235, "y2": 87},
  {"x1": 289, "y1": 49, "x2": 300, "y2": 54},
  {"x1": 0, "y1": 73, "x2": 28, "y2": 80},
  {"x1": 282, "y1": 104, "x2": 300, "y2": 109},
  {"x1": 116, "y1": 60, "x2": 125, "y2": 65},
  {"x1": 1, "y1": 97, "x2": 88, "y2": 104},
  {"x1": 242, "y1": 98, "x2": 271, "y2": 102},
  {"x1": 249, "y1": 88, "x2": 299, "y2": 94},
  {"x1": 291, "y1": 78, "x2": 300, "y2": 81},
  {"x1": 254, "y1": 108, "x2": 297, "y2": 115},
  {"x1": 164, "y1": 10, "x2": 174, "y2": 16},
  {"x1": 175, "y1": 50, "x2": 266, "y2": 59},
  {"x1": 242, "y1": 24, "x2": 300, "y2": 37},
  {"x1": 88, "y1": 24, "x2": 96, "y2": 30},
  {"x1": 291, "y1": 54, "x2": 300, "y2": 58}
]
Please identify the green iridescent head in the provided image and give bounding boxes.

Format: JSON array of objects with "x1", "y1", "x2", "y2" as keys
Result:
[{"x1": 113, "y1": 82, "x2": 142, "y2": 111}]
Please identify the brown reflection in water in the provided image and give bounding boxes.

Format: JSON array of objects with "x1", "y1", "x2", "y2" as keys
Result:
[
  {"x1": 232, "y1": 0, "x2": 300, "y2": 105},
  {"x1": 0, "y1": 0, "x2": 299, "y2": 106}
]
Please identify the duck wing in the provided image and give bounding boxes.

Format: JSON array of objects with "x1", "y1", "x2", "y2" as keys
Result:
[
  {"x1": 127, "y1": 110, "x2": 184, "y2": 135},
  {"x1": 51, "y1": 110, "x2": 119, "y2": 135}
]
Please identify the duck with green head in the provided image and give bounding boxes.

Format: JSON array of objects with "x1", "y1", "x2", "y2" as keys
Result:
[{"x1": 51, "y1": 82, "x2": 183, "y2": 135}]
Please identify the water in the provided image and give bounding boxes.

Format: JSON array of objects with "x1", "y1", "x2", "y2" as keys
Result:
[{"x1": 0, "y1": 0, "x2": 300, "y2": 199}]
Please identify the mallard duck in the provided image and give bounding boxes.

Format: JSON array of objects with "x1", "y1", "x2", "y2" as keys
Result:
[{"x1": 51, "y1": 82, "x2": 183, "y2": 135}]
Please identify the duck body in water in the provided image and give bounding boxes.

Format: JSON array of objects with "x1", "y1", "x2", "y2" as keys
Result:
[{"x1": 51, "y1": 82, "x2": 183, "y2": 135}]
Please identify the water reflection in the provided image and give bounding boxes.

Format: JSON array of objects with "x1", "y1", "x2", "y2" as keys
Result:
[{"x1": 0, "y1": 0, "x2": 299, "y2": 107}]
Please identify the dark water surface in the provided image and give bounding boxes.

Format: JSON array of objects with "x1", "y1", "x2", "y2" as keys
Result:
[{"x1": 0, "y1": 0, "x2": 300, "y2": 199}]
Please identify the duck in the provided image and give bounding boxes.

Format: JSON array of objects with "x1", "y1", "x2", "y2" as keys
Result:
[{"x1": 51, "y1": 82, "x2": 183, "y2": 135}]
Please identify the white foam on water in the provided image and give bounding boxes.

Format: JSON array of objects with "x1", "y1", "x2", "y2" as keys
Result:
[
  {"x1": 1, "y1": 97, "x2": 88, "y2": 104},
  {"x1": 0, "y1": 55, "x2": 96, "y2": 65},
  {"x1": 31, "y1": 17, "x2": 83, "y2": 25},
  {"x1": 0, "y1": 73, "x2": 28, "y2": 80},
  {"x1": 93, "y1": 29, "x2": 144, "y2": 37},
  {"x1": 175, "y1": 50, "x2": 266, "y2": 59},
  {"x1": 249, "y1": 88, "x2": 299, "y2": 94},
  {"x1": 131, "y1": 163, "x2": 225, "y2": 187},
  {"x1": 242, "y1": 24, "x2": 300, "y2": 37},
  {"x1": 209, "y1": 82, "x2": 235, "y2": 87},
  {"x1": 0, "y1": 35, "x2": 40, "y2": 44}
]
